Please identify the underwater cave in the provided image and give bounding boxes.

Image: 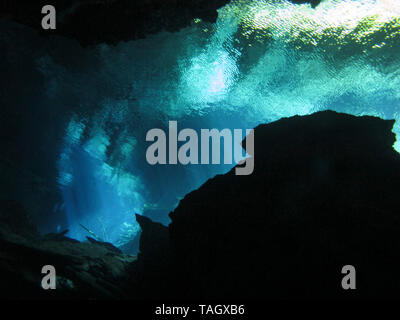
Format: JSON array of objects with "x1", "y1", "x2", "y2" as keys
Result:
[{"x1": 1, "y1": 0, "x2": 400, "y2": 302}]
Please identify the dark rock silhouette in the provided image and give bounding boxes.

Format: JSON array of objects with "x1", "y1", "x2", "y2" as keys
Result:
[
  {"x1": 0, "y1": 0, "x2": 230, "y2": 46},
  {"x1": 0, "y1": 0, "x2": 322, "y2": 46},
  {"x1": 136, "y1": 110, "x2": 400, "y2": 299},
  {"x1": 126, "y1": 214, "x2": 171, "y2": 299},
  {"x1": 0, "y1": 203, "x2": 136, "y2": 299}
]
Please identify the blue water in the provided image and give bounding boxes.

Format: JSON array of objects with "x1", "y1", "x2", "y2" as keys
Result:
[{"x1": 21, "y1": 0, "x2": 400, "y2": 249}]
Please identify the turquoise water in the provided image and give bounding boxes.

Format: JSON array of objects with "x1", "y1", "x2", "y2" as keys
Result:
[{"x1": 31, "y1": 0, "x2": 400, "y2": 248}]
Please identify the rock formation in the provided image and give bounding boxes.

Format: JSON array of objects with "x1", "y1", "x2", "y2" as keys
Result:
[
  {"x1": 136, "y1": 110, "x2": 400, "y2": 299},
  {"x1": 0, "y1": 0, "x2": 322, "y2": 46}
]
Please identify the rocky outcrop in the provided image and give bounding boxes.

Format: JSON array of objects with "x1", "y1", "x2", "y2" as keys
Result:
[
  {"x1": 0, "y1": 0, "x2": 230, "y2": 46},
  {"x1": 0, "y1": 202, "x2": 136, "y2": 299},
  {"x1": 0, "y1": 0, "x2": 323, "y2": 46},
  {"x1": 125, "y1": 214, "x2": 172, "y2": 299},
  {"x1": 137, "y1": 110, "x2": 400, "y2": 299}
]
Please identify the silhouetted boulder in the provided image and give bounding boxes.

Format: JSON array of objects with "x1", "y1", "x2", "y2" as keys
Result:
[
  {"x1": 163, "y1": 111, "x2": 400, "y2": 299},
  {"x1": 127, "y1": 214, "x2": 172, "y2": 299}
]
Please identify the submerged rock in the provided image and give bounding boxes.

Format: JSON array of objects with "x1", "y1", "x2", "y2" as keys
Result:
[
  {"x1": 0, "y1": 0, "x2": 231, "y2": 46},
  {"x1": 138, "y1": 110, "x2": 400, "y2": 299},
  {"x1": 0, "y1": 205, "x2": 136, "y2": 299},
  {"x1": 0, "y1": 1, "x2": 324, "y2": 46}
]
